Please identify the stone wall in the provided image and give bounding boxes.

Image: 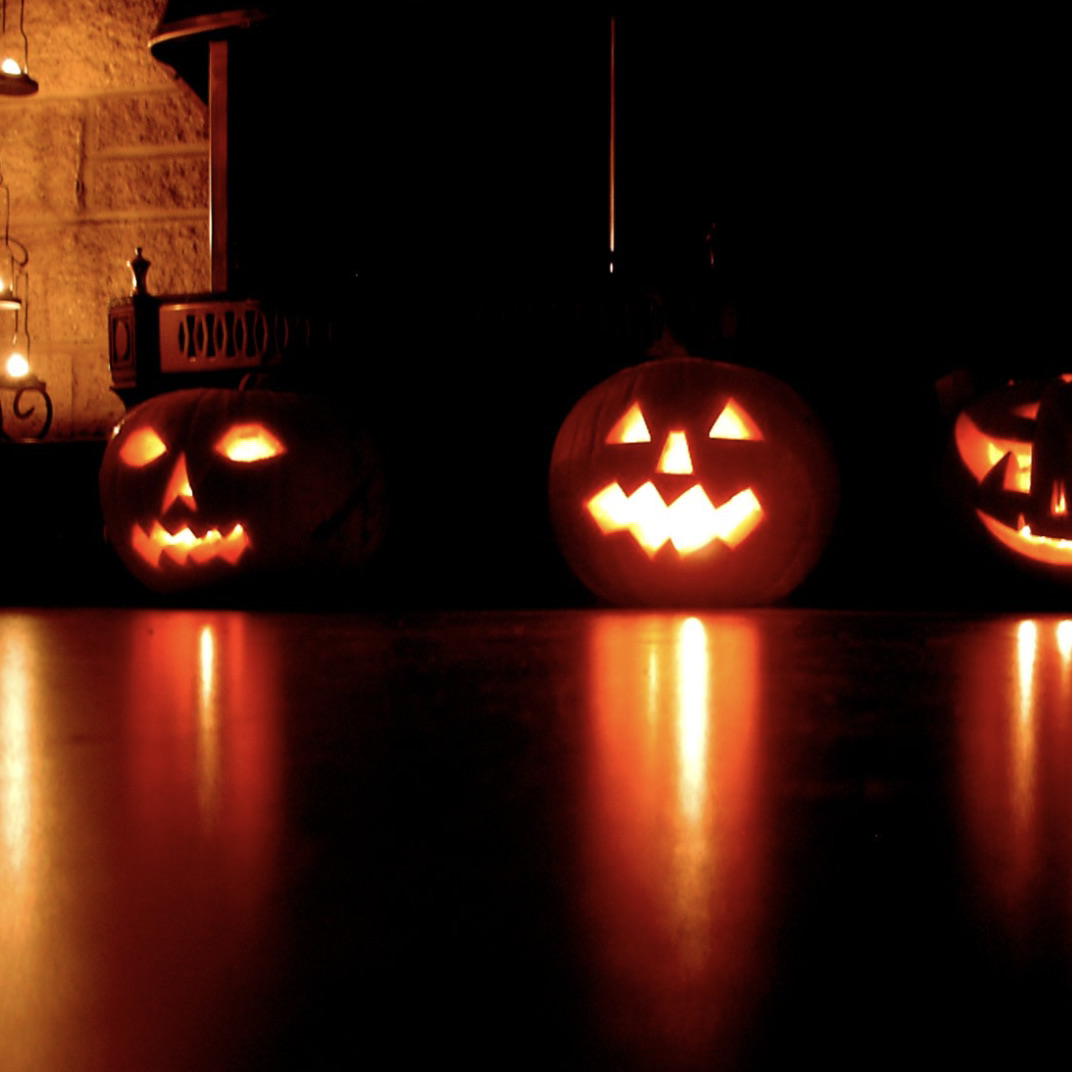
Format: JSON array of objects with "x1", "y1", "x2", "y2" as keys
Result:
[{"x1": 1, "y1": 0, "x2": 209, "y2": 439}]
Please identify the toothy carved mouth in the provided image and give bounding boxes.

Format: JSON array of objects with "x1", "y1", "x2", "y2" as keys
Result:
[
  {"x1": 586, "y1": 482, "x2": 763, "y2": 556},
  {"x1": 130, "y1": 522, "x2": 250, "y2": 568},
  {"x1": 976, "y1": 511, "x2": 1072, "y2": 567}
]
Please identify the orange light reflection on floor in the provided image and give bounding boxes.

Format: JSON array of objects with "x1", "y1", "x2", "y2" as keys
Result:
[
  {"x1": 959, "y1": 617, "x2": 1072, "y2": 951},
  {"x1": 0, "y1": 616, "x2": 58, "y2": 1069},
  {"x1": 583, "y1": 613, "x2": 764, "y2": 1065},
  {"x1": 111, "y1": 611, "x2": 284, "y2": 1071}
]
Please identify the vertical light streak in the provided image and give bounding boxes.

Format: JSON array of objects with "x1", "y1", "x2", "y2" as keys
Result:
[
  {"x1": 1016, "y1": 619, "x2": 1038, "y2": 724},
  {"x1": 608, "y1": 14, "x2": 616, "y2": 273},
  {"x1": 646, "y1": 641, "x2": 659, "y2": 735},
  {"x1": 0, "y1": 616, "x2": 45, "y2": 1056},
  {"x1": 0, "y1": 620, "x2": 33, "y2": 879},
  {"x1": 197, "y1": 623, "x2": 220, "y2": 826},
  {"x1": 1013, "y1": 619, "x2": 1039, "y2": 842},
  {"x1": 1057, "y1": 621, "x2": 1072, "y2": 719},
  {"x1": 677, "y1": 617, "x2": 709, "y2": 824},
  {"x1": 583, "y1": 612, "x2": 763, "y2": 1065},
  {"x1": 1057, "y1": 620, "x2": 1072, "y2": 665}
]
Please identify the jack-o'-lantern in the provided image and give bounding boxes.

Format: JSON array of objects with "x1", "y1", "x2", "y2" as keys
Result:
[
  {"x1": 99, "y1": 388, "x2": 386, "y2": 594},
  {"x1": 549, "y1": 357, "x2": 839, "y2": 606},
  {"x1": 953, "y1": 374, "x2": 1072, "y2": 570}
]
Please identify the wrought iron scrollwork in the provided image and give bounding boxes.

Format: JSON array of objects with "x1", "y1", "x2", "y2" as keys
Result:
[{"x1": 0, "y1": 375, "x2": 52, "y2": 439}]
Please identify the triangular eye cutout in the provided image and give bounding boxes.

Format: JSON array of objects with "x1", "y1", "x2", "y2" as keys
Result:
[
  {"x1": 605, "y1": 402, "x2": 651, "y2": 444},
  {"x1": 120, "y1": 427, "x2": 168, "y2": 467},
  {"x1": 215, "y1": 423, "x2": 286, "y2": 462},
  {"x1": 709, "y1": 399, "x2": 763, "y2": 441}
]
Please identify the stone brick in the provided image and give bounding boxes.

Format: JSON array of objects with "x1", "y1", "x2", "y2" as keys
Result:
[
  {"x1": 26, "y1": 0, "x2": 174, "y2": 98},
  {"x1": 68, "y1": 340, "x2": 126, "y2": 436},
  {"x1": 92, "y1": 90, "x2": 207, "y2": 153},
  {"x1": 0, "y1": 102, "x2": 85, "y2": 218},
  {"x1": 0, "y1": 1, "x2": 233, "y2": 436},
  {"x1": 86, "y1": 155, "x2": 209, "y2": 214},
  {"x1": 18, "y1": 220, "x2": 210, "y2": 346}
]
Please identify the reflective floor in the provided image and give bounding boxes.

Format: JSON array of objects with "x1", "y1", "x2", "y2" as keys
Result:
[{"x1": 3, "y1": 608, "x2": 1072, "y2": 1070}]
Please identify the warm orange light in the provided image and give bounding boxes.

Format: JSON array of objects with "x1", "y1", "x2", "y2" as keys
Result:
[
  {"x1": 677, "y1": 617, "x2": 708, "y2": 821},
  {"x1": 1052, "y1": 481, "x2": 1068, "y2": 517},
  {"x1": 197, "y1": 625, "x2": 220, "y2": 819},
  {"x1": 709, "y1": 400, "x2": 763, "y2": 441},
  {"x1": 605, "y1": 402, "x2": 651, "y2": 445},
  {"x1": 954, "y1": 411, "x2": 1033, "y2": 492},
  {"x1": 161, "y1": 455, "x2": 197, "y2": 512},
  {"x1": 975, "y1": 510, "x2": 1072, "y2": 566},
  {"x1": 587, "y1": 483, "x2": 763, "y2": 555},
  {"x1": 583, "y1": 613, "x2": 763, "y2": 1062},
  {"x1": 4, "y1": 353, "x2": 29, "y2": 379},
  {"x1": 215, "y1": 423, "x2": 286, "y2": 463},
  {"x1": 1058, "y1": 621, "x2": 1072, "y2": 662},
  {"x1": 1, "y1": 57, "x2": 22, "y2": 76},
  {"x1": 119, "y1": 427, "x2": 168, "y2": 467},
  {"x1": 657, "y1": 431, "x2": 693, "y2": 474},
  {"x1": 1, "y1": 620, "x2": 35, "y2": 877},
  {"x1": 130, "y1": 521, "x2": 250, "y2": 569}
]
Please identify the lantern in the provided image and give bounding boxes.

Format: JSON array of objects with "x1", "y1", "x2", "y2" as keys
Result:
[
  {"x1": 548, "y1": 357, "x2": 838, "y2": 606},
  {"x1": 953, "y1": 374, "x2": 1072, "y2": 570},
  {"x1": 99, "y1": 387, "x2": 386, "y2": 594}
]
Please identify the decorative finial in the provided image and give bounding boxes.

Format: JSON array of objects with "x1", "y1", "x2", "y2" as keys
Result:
[{"x1": 128, "y1": 247, "x2": 150, "y2": 296}]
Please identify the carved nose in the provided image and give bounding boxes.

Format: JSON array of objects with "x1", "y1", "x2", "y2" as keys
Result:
[
  {"x1": 1053, "y1": 480, "x2": 1068, "y2": 517},
  {"x1": 657, "y1": 431, "x2": 693, "y2": 475},
  {"x1": 161, "y1": 453, "x2": 197, "y2": 512}
]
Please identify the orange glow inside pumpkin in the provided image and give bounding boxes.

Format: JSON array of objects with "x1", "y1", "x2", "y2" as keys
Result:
[
  {"x1": 606, "y1": 402, "x2": 651, "y2": 444},
  {"x1": 120, "y1": 427, "x2": 168, "y2": 467},
  {"x1": 116, "y1": 420, "x2": 286, "y2": 571},
  {"x1": 131, "y1": 521, "x2": 250, "y2": 568},
  {"x1": 658, "y1": 432, "x2": 693, "y2": 475},
  {"x1": 957, "y1": 405, "x2": 1072, "y2": 566},
  {"x1": 591, "y1": 400, "x2": 767, "y2": 553},
  {"x1": 975, "y1": 512, "x2": 1072, "y2": 567},
  {"x1": 215, "y1": 424, "x2": 286, "y2": 462},
  {"x1": 588, "y1": 483, "x2": 763, "y2": 555},
  {"x1": 604, "y1": 398, "x2": 762, "y2": 448},
  {"x1": 162, "y1": 455, "x2": 197, "y2": 511},
  {"x1": 708, "y1": 400, "x2": 763, "y2": 441},
  {"x1": 588, "y1": 401, "x2": 766, "y2": 555},
  {"x1": 954, "y1": 412, "x2": 1033, "y2": 492}
]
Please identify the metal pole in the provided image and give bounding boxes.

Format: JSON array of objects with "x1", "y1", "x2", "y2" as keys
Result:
[
  {"x1": 209, "y1": 38, "x2": 230, "y2": 293},
  {"x1": 609, "y1": 14, "x2": 616, "y2": 275}
]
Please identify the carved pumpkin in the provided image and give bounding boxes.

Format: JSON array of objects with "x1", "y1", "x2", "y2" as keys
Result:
[
  {"x1": 99, "y1": 388, "x2": 386, "y2": 594},
  {"x1": 953, "y1": 374, "x2": 1072, "y2": 570},
  {"x1": 548, "y1": 357, "x2": 838, "y2": 606}
]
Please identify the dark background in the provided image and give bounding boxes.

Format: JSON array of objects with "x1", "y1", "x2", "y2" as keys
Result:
[{"x1": 5, "y1": 5, "x2": 1068, "y2": 609}]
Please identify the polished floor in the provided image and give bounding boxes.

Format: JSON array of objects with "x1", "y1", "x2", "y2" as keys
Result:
[{"x1": 3, "y1": 607, "x2": 1072, "y2": 1070}]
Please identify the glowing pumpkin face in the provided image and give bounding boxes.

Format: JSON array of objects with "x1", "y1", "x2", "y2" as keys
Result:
[
  {"x1": 954, "y1": 374, "x2": 1072, "y2": 568},
  {"x1": 99, "y1": 388, "x2": 386, "y2": 594},
  {"x1": 549, "y1": 358, "x2": 839, "y2": 606}
]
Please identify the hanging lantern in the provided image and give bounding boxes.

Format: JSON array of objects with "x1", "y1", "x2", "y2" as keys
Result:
[
  {"x1": 1, "y1": 152, "x2": 26, "y2": 314},
  {"x1": 99, "y1": 387, "x2": 387, "y2": 595},
  {"x1": 953, "y1": 373, "x2": 1072, "y2": 570},
  {"x1": 0, "y1": 0, "x2": 38, "y2": 95},
  {"x1": 548, "y1": 356, "x2": 839, "y2": 606}
]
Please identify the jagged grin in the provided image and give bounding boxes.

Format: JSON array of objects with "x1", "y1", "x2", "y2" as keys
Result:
[
  {"x1": 974, "y1": 511, "x2": 1072, "y2": 567},
  {"x1": 130, "y1": 521, "x2": 251, "y2": 568},
  {"x1": 586, "y1": 482, "x2": 764, "y2": 556}
]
